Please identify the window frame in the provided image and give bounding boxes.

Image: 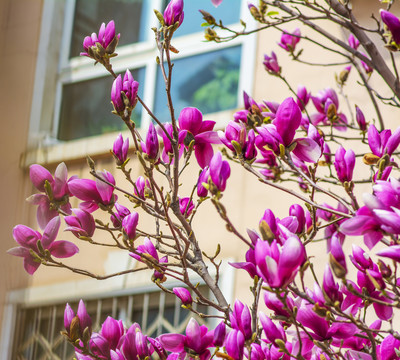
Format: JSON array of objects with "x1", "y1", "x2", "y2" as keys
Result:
[
  {"x1": 25, "y1": 0, "x2": 257, "y2": 167},
  {"x1": 0, "y1": 255, "x2": 235, "y2": 359}
]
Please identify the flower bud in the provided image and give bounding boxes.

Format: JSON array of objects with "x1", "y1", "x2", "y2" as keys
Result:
[
  {"x1": 163, "y1": 0, "x2": 184, "y2": 27},
  {"x1": 101, "y1": 317, "x2": 124, "y2": 350},
  {"x1": 263, "y1": 52, "x2": 280, "y2": 75},
  {"x1": 122, "y1": 212, "x2": 139, "y2": 240},
  {"x1": 355, "y1": 106, "x2": 367, "y2": 131},
  {"x1": 77, "y1": 300, "x2": 92, "y2": 336},
  {"x1": 213, "y1": 321, "x2": 226, "y2": 347},
  {"x1": 143, "y1": 122, "x2": 159, "y2": 161},
  {"x1": 113, "y1": 133, "x2": 129, "y2": 165},
  {"x1": 173, "y1": 287, "x2": 193, "y2": 306},
  {"x1": 64, "y1": 303, "x2": 75, "y2": 333},
  {"x1": 209, "y1": 152, "x2": 231, "y2": 193}
]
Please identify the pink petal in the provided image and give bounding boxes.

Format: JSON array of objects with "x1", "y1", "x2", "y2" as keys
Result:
[
  {"x1": 24, "y1": 256, "x2": 41, "y2": 275},
  {"x1": 48, "y1": 240, "x2": 79, "y2": 258},
  {"x1": 195, "y1": 143, "x2": 214, "y2": 168},
  {"x1": 212, "y1": 0, "x2": 223, "y2": 7},
  {"x1": 41, "y1": 216, "x2": 61, "y2": 248},
  {"x1": 158, "y1": 334, "x2": 185, "y2": 352},
  {"x1": 292, "y1": 138, "x2": 321, "y2": 163}
]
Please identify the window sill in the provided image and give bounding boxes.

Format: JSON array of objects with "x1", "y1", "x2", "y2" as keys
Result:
[{"x1": 21, "y1": 109, "x2": 236, "y2": 168}]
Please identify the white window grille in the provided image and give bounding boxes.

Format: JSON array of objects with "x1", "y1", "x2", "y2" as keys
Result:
[{"x1": 12, "y1": 287, "x2": 209, "y2": 360}]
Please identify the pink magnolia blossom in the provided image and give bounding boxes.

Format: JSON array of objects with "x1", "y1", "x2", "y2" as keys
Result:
[{"x1": 9, "y1": 217, "x2": 78, "y2": 274}]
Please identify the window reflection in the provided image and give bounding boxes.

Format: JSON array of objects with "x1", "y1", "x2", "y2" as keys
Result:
[
  {"x1": 172, "y1": 0, "x2": 242, "y2": 37},
  {"x1": 154, "y1": 46, "x2": 241, "y2": 121},
  {"x1": 69, "y1": 0, "x2": 149, "y2": 58},
  {"x1": 58, "y1": 68, "x2": 145, "y2": 141}
]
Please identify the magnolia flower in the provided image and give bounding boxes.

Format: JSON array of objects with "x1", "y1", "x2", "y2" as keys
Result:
[
  {"x1": 178, "y1": 107, "x2": 221, "y2": 168},
  {"x1": 278, "y1": 28, "x2": 301, "y2": 52},
  {"x1": 81, "y1": 20, "x2": 119, "y2": 58},
  {"x1": 64, "y1": 209, "x2": 96, "y2": 238},
  {"x1": 69, "y1": 171, "x2": 116, "y2": 213},
  {"x1": 381, "y1": 10, "x2": 400, "y2": 45},
  {"x1": 263, "y1": 52, "x2": 280, "y2": 75},
  {"x1": 112, "y1": 133, "x2": 129, "y2": 165},
  {"x1": 158, "y1": 318, "x2": 213, "y2": 360},
  {"x1": 111, "y1": 70, "x2": 139, "y2": 113},
  {"x1": 255, "y1": 236, "x2": 306, "y2": 288},
  {"x1": 163, "y1": 0, "x2": 184, "y2": 27},
  {"x1": 209, "y1": 152, "x2": 231, "y2": 192},
  {"x1": 122, "y1": 212, "x2": 139, "y2": 240},
  {"x1": 28, "y1": 162, "x2": 73, "y2": 229},
  {"x1": 230, "y1": 300, "x2": 252, "y2": 340},
  {"x1": 367, "y1": 124, "x2": 400, "y2": 157},
  {"x1": 64, "y1": 300, "x2": 92, "y2": 341},
  {"x1": 141, "y1": 122, "x2": 159, "y2": 161},
  {"x1": 9, "y1": 217, "x2": 79, "y2": 275},
  {"x1": 173, "y1": 287, "x2": 192, "y2": 305},
  {"x1": 334, "y1": 146, "x2": 355, "y2": 183}
]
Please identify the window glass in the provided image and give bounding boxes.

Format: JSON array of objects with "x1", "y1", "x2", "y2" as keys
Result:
[
  {"x1": 58, "y1": 67, "x2": 145, "y2": 141},
  {"x1": 69, "y1": 0, "x2": 150, "y2": 58},
  {"x1": 154, "y1": 45, "x2": 241, "y2": 121},
  {"x1": 172, "y1": 0, "x2": 242, "y2": 37}
]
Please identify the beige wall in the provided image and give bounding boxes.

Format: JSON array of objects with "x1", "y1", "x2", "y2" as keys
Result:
[{"x1": 0, "y1": 0, "x2": 44, "y2": 334}]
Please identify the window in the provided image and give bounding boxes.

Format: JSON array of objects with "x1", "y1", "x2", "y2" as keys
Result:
[
  {"x1": 11, "y1": 288, "x2": 209, "y2": 359},
  {"x1": 27, "y1": 0, "x2": 256, "y2": 153}
]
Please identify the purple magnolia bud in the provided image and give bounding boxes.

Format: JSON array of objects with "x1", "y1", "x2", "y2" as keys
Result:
[
  {"x1": 77, "y1": 300, "x2": 92, "y2": 335},
  {"x1": 259, "y1": 312, "x2": 286, "y2": 344},
  {"x1": 111, "y1": 70, "x2": 139, "y2": 113},
  {"x1": 348, "y1": 33, "x2": 360, "y2": 50},
  {"x1": 113, "y1": 133, "x2": 129, "y2": 165},
  {"x1": 81, "y1": 20, "x2": 120, "y2": 58},
  {"x1": 143, "y1": 123, "x2": 159, "y2": 160},
  {"x1": 360, "y1": 52, "x2": 373, "y2": 74},
  {"x1": 64, "y1": 303, "x2": 75, "y2": 333},
  {"x1": 213, "y1": 321, "x2": 226, "y2": 347},
  {"x1": 225, "y1": 329, "x2": 245, "y2": 360},
  {"x1": 136, "y1": 331, "x2": 150, "y2": 359},
  {"x1": 322, "y1": 265, "x2": 342, "y2": 304},
  {"x1": 101, "y1": 317, "x2": 124, "y2": 350},
  {"x1": 278, "y1": 28, "x2": 301, "y2": 52},
  {"x1": 381, "y1": 10, "x2": 400, "y2": 45},
  {"x1": 89, "y1": 333, "x2": 111, "y2": 358},
  {"x1": 148, "y1": 337, "x2": 167, "y2": 360},
  {"x1": 263, "y1": 52, "x2": 280, "y2": 74},
  {"x1": 289, "y1": 204, "x2": 306, "y2": 234},
  {"x1": 264, "y1": 291, "x2": 293, "y2": 319},
  {"x1": 164, "y1": 0, "x2": 184, "y2": 27},
  {"x1": 329, "y1": 234, "x2": 347, "y2": 278},
  {"x1": 296, "y1": 85, "x2": 310, "y2": 111},
  {"x1": 122, "y1": 212, "x2": 139, "y2": 240},
  {"x1": 209, "y1": 152, "x2": 231, "y2": 192},
  {"x1": 334, "y1": 146, "x2": 355, "y2": 183},
  {"x1": 173, "y1": 287, "x2": 193, "y2": 305},
  {"x1": 111, "y1": 203, "x2": 131, "y2": 227},
  {"x1": 179, "y1": 197, "x2": 195, "y2": 218},
  {"x1": 350, "y1": 244, "x2": 373, "y2": 271},
  {"x1": 153, "y1": 256, "x2": 168, "y2": 282},
  {"x1": 355, "y1": 106, "x2": 367, "y2": 131},
  {"x1": 197, "y1": 167, "x2": 210, "y2": 198},
  {"x1": 179, "y1": 107, "x2": 203, "y2": 136},
  {"x1": 230, "y1": 300, "x2": 252, "y2": 340},
  {"x1": 121, "y1": 332, "x2": 138, "y2": 360},
  {"x1": 273, "y1": 97, "x2": 302, "y2": 146}
]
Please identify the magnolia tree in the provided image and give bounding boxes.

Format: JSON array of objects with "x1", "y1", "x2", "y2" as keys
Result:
[{"x1": 9, "y1": 0, "x2": 400, "y2": 359}]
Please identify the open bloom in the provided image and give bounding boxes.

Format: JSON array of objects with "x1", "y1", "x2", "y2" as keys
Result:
[
  {"x1": 69, "y1": 171, "x2": 116, "y2": 213},
  {"x1": 64, "y1": 209, "x2": 96, "y2": 238},
  {"x1": 9, "y1": 217, "x2": 79, "y2": 275},
  {"x1": 158, "y1": 318, "x2": 213, "y2": 360},
  {"x1": 28, "y1": 162, "x2": 74, "y2": 229},
  {"x1": 255, "y1": 236, "x2": 306, "y2": 288},
  {"x1": 367, "y1": 124, "x2": 400, "y2": 157},
  {"x1": 178, "y1": 107, "x2": 221, "y2": 168}
]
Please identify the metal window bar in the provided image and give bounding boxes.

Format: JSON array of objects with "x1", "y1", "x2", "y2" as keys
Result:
[{"x1": 12, "y1": 286, "x2": 209, "y2": 359}]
